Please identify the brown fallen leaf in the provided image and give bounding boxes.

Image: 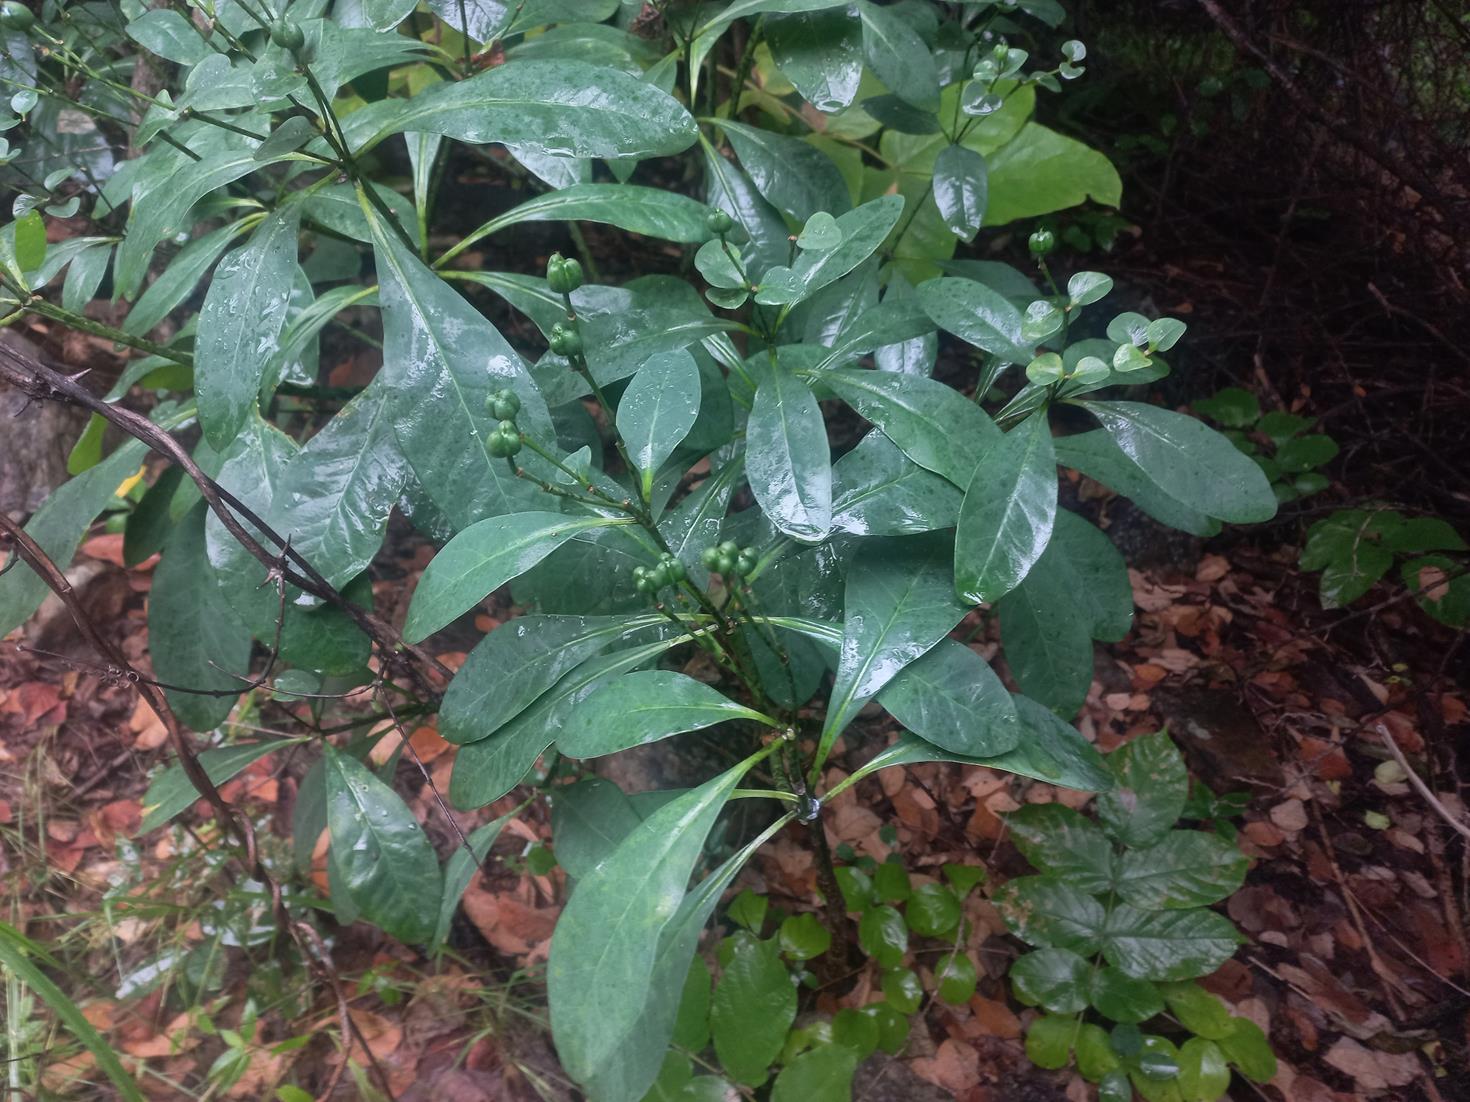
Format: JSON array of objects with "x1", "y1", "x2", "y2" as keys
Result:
[{"x1": 1322, "y1": 1037, "x2": 1420, "y2": 1090}]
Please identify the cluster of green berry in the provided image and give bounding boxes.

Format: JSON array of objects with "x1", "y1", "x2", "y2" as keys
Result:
[
  {"x1": 707, "y1": 209, "x2": 734, "y2": 236},
  {"x1": 484, "y1": 389, "x2": 522, "y2": 459},
  {"x1": 700, "y1": 540, "x2": 758, "y2": 578},
  {"x1": 632, "y1": 553, "x2": 687, "y2": 596}
]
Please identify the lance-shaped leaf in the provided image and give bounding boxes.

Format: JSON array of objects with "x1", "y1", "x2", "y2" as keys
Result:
[
  {"x1": 141, "y1": 739, "x2": 302, "y2": 832},
  {"x1": 324, "y1": 745, "x2": 443, "y2": 944},
  {"x1": 701, "y1": 134, "x2": 790, "y2": 273},
  {"x1": 917, "y1": 276, "x2": 1032, "y2": 364},
  {"x1": 752, "y1": 195, "x2": 905, "y2": 307},
  {"x1": 370, "y1": 205, "x2": 554, "y2": 530},
  {"x1": 747, "y1": 367, "x2": 832, "y2": 542},
  {"x1": 1115, "y1": 831, "x2": 1249, "y2": 911},
  {"x1": 548, "y1": 750, "x2": 768, "y2": 1086},
  {"x1": 275, "y1": 383, "x2": 408, "y2": 591},
  {"x1": 933, "y1": 144, "x2": 988, "y2": 242},
  {"x1": 193, "y1": 205, "x2": 300, "y2": 449},
  {"x1": 1054, "y1": 430, "x2": 1221, "y2": 536},
  {"x1": 579, "y1": 276, "x2": 731, "y2": 385},
  {"x1": 344, "y1": 61, "x2": 697, "y2": 159},
  {"x1": 767, "y1": 7, "x2": 863, "y2": 113},
  {"x1": 1101, "y1": 906, "x2": 1243, "y2": 982},
  {"x1": 148, "y1": 503, "x2": 253, "y2": 731},
  {"x1": 955, "y1": 411, "x2": 1057, "y2": 604},
  {"x1": 551, "y1": 777, "x2": 644, "y2": 881},
  {"x1": 440, "y1": 613, "x2": 662, "y2": 745},
  {"x1": 617, "y1": 349, "x2": 702, "y2": 495},
  {"x1": 831, "y1": 431, "x2": 961, "y2": 536},
  {"x1": 448, "y1": 631, "x2": 679, "y2": 808},
  {"x1": 858, "y1": 0, "x2": 939, "y2": 108},
  {"x1": 877, "y1": 638, "x2": 1019, "y2": 756},
  {"x1": 1077, "y1": 401, "x2": 1277, "y2": 524},
  {"x1": 818, "y1": 367, "x2": 999, "y2": 486},
  {"x1": 717, "y1": 119, "x2": 850, "y2": 223},
  {"x1": 559, "y1": 671, "x2": 775, "y2": 758},
  {"x1": 405, "y1": 512, "x2": 632, "y2": 643},
  {"x1": 458, "y1": 183, "x2": 713, "y2": 249},
  {"x1": 122, "y1": 219, "x2": 251, "y2": 336},
  {"x1": 839, "y1": 693, "x2": 1112, "y2": 794},
  {"x1": 817, "y1": 534, "x2": 969, "y2": 770},
  {"x1": 579, "y1": 813, "x2": 794, "y2": 1102}
]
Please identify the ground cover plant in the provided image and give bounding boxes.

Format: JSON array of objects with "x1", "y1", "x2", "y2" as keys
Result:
[{"x1": 0, "y1": 1, "x2": 1290, "y2": 1097}]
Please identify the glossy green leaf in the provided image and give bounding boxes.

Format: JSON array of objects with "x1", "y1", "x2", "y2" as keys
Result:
[
  {"x1": 1055, "y1": 431, "x2": 1221, "y2": 537},
  {"x1": 141, "y1": 739, "x2": 300, "y2": 833},
  {"x1": 747, "y1": 366, "x2": 832, "y2": 541},
  {"x1": 831, "y1": 431, "x2": 961, "y2": 536},
  {"x1": 432, "y1": 810, "x2": 518, "y2": 951},
  {"x1": 917, "y1": 276, "x2": 1031, "y2": 364},
  {"x1": 935, "y1": 951, "x2": 978, "y2": 1003},
  {"x1": 346, "y1": 61, "x2": 697, "y2": 159},
  {"x1": 127, "y1": 8, "x2": 209, "y2": 64},
  {"x1": 193, "y1": 204, "x2": 300, "y2": 448},
  {"x1": 551, "y1": 777, "x2": 644, "y2": 882},
  {"x1": 371, "y1": 212, "x2": 554, "y2": 531},
  {"x1": 579, "y1": 277, "x2": 731, "y2": 385},
  {"x1": 559, "y1": 670, "x2": 772, "y2": 758},
  {"x1": 878, "y1": 639, "x2": 1019, "y2": 756},
  {"x1": 778, "y1": 913, "x2": 831, "y2": 960},
  {"x1": 907, "y1": 883, "x2": 961, "y2": 938},
  {"x1": 882, "y1": 967, "x2": 923, "y2": 1012},
  {"x1": 996, "y1": 876, "x2": 1106, "y2": 954},
  {"x1": 1078, "y1": 401, "x2": 1277, "y2": 524},
  {"x1": 711, "y1": 937, "x2": 795, "y2": 1085},
  {"x1": 752, "y1": 194, "x2": 904, "y2": 306},
  {"x1": 1077, "y1": 1023, "x2": 1123, "y2": 1081},
  {"x1": 1090, "y1": 967, "x2": 1164, "y2": 1023},
  {"x1": 1099, "y1": 1071, "x2": 1133, "y2": 1102},
  {"x1": 1025, "y1": 1014, "x2": 1076, "y2": 1070},
  {"x1": 771, "y1": 1044, "x2": 859, "y2": 1102},
  {"x1": 933, "y1": 144, "x2": 988, "y2": 242},
  {"x1": 324, "y1": 745, "x2": 443, "y2": 944},
  {"x1": 1116, "y1": 831, "x2": 1249, "y2": 910},
  {"x1": 122, "y1": 219, "x2": 251, "y2": 336},
  {"x1": 859, "y1": 0, "x2": 939, "y2": 108},
  {"x1": 1406, "y1": 554, "x2": 1470, "y2": 626},
  {"x1": 818, "y1": 534, "x2": 969, "y2": 766},
  {"x1": 674, "y1": 958, "x2": 713, "y2": 1051},
  {"x1": 148, "y1": 503, "x2": 253, "y2": 731},
  {"x1": 548, "y1": 752, "x2": 762, "y2": 1086},
  {"x1": 1101, "y1": 905, "x2": 1242, "y2": 981},
  {"x1": 1096, "y1": 731, "x2": 1190, "y2": 848},
  {"x1": 718, "y1": 120, "x2": 850, "y2": 222},
  {"x1": 1006, "y1": 804, "x2": 1114, "y2": 894},
  {"x1": 618, "y1": 349, "x2": 702, "y2": 492},
  {"x1": 462, "y1": 183, "x2": 713, "y2": 247},
  {"x1": 873, "y1": 861, "x2": 911, "y2": 903},
  {"x1": 405, "y1": 512, "x2": 630, "y2": 643},
  {"x1": 818, "y1": 366, "x2": 1000, "y2": 486},
  {"x1": 60, "y1": 241, "x2": 111, "y2": 314},
  {"x1": 955, "y1": 410, "x2": 1057, "y2": 604},
  {"x1": 1160, "y1": 983, "x2": 1235, "y2": 1040},
  {"x1": 1011, "y1": 947, "x2": 1091, "y2": 1013},
  {"x1": 1218, "y1": 1017, "x2": 1276, "y2": 1083},
  {"x1": 701, "y1": 134, "x2": 791, "y2": 273},
  {"x1": 441, "y1": 614, "x2": 659, "y2": 745},
  {"x1": 1178, "y1": 1038, "x2": 1231, "y2": 1102},
  {"x1": 767, "y1": 8, "x2": 863, "y2": 112},
  {"x1": 448, "y1": 632, "x2": 680, "y2": 809},
  {"x1": 858, "y1": 904, "x2": 908, "y2": 967},
  {"x1": 275, "y1": 383, "x2": 409, "y2": 591}
]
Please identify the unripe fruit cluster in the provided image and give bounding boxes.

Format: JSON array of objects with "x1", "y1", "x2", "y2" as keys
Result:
[
  {"x1": 484, "y1": 391, "x2": 522, "y2": 458},
  {"x1": 548, "y1": 322, "x2": 582, "y2": 358},
  {"x1": 486, "y1": 388, "x2": 521, "y2": 421},
  {"x1": 706, "y1": 209, "x2": 734, "y2": 236},
  {"x1": 546, "y1": 252, "x2": 584, "y2": 294},
  {"x1": 701, "y1": 540, "x2": 757, "y2": 578},
  {"x1": 634, "y1": 553, "x2": 687, "y2": 595},
  {"x1": 270, "y1": 19, "x2": 305, "y2": 51},
  {"x1": 1028, "y1": 228, "x2": 1056, "y2": 258}
]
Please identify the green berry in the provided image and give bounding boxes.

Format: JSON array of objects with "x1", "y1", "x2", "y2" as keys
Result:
[
  {"x1": 270, "y1": 19, "x2": 305, "y2": 51},
  {"x1": 635, "y1": 574, "x2": 657, "y2": 595},
  {"x1": 546, "y1": 252, "x2": 585, "y2": 294},
  {"x1": 663, "y1": 558, "x2": 687, "y2": 583},
  {"x1": 487, "y1": 389, "x2": 521, "y2": 421},
  {"x1": 549, "y1": 323, "x2": 583, "y2": 359},
  {"x1": 715, "y1": 551, "x2": 737, "y2": 575},
  {"x1": 701, "y1": 546, "x2": 722, "y2": 571},
  {"x1": 706, "y1": 209, "x2": 734, "y2": 236},
  {"x1": 718, "y1": 539, "x2": 739, "y2": 558},
  {"x1": 735, "y1": 550, "x2": 758, "y2": 577},
  {"x1": 1027, "y1": 228, "x2": 1056, "y2": 258},
  {"x1": 487, "y1": 431, "x2": 514, "y2": 459}
]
